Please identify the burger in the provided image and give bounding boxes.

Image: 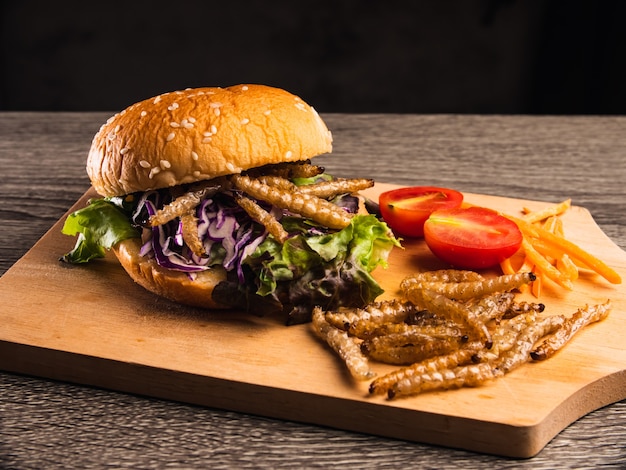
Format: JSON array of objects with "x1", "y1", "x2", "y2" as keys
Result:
[{"x1": 61, "y1": 84, "x2": 399, "y2": 324}]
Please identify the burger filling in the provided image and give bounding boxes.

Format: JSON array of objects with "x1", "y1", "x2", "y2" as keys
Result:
[{"x1": 62, "y1": 162, "x2": 400, "y2": 324}]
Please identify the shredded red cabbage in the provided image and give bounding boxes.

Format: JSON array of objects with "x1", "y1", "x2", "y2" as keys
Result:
[{"x1": 132, "y1": 190, "x2": 267, "y2": 282}]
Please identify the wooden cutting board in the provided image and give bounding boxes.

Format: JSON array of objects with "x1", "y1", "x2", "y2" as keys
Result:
[{"x1": 1, "y1": 183, "x2": 625, "y2": 458}]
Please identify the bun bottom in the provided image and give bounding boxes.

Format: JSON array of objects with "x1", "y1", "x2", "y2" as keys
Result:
[{"x1": 113, "y1": 238, "x2": 229, "y2": 309}]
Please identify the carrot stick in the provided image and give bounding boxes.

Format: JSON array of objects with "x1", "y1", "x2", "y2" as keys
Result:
[{"x1": 512, "y1": 216, "x2": 621, "y2": 285}]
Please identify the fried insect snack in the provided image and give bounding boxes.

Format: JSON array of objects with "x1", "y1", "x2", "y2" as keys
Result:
[
  {"x1": 361, "y1": 332, "x2": 465, "y2": 365},
  {"x1": 249, "y1": 160, "x2": 325, "y2": 180},
  {"x1": 503, "y1": 300, "x2": 545, "y2": 319},
  {"x1": 368, "y1": 341, "x2": 485, "y2": 396},
  {"x1": 149, "y1": 180, "x2": 225, "y2": 226},
  {"x1": 312, "y1": 306, "x2": 375, "y2": 380},
  {"x1": 297, "y1": 178, "x2": 375, "y2": 199},
  {"x1": 234, "y1": 193, "x2": 289, "y2": 243},
  {"x1": 365, "y1": 321, "x2": 462, "y2": 340},
  {"x1": 181, "y1": 211, "x2": 206, "y2": 257},
  {"x1": 324, "y1": 300, "x2": 420, "y2": 339},
  {"x1": 406, "y1": 288, "x2": 494, "y2": 348},
  {"x1": 312, "y1": 268, "x2": 612, "y2": 400},
  {"x1": 231, "y1": 174, "x2": 353, "y2": 229},
  {"x1": 380, "y1": 315, "x2": 564, "y2": 399},
  {"x1": 531, "y1": 300, "x2": 611, "y2": 361},
  {"x1": 465, "y1": 292, "x2": 515, "y2": 324},
  {"x1": 400, "y1": 272, "x2": 536, "y2": 301}
]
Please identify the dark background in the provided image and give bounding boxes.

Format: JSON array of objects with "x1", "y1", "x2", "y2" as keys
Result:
[{"x1": 2, "y1": 0, "x2": 626, "y2": 114}]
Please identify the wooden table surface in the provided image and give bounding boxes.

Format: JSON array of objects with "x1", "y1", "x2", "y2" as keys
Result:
[{"x1": 1, "y1": 112, "x2": 625, "y2": 468}]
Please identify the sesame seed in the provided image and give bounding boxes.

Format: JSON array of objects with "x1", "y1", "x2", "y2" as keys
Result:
[
  {"x1": 210, "y1": 102, "x2": 222, "y2": 108},
  {"x1": 191, "y1": 151, "x2": 199, "y2": 160},
  {"x1": 183, "y1": 120, "x2": 194, "y2": 129},
  {"x1": 166, "y1": 132, "x2": 175, "y2": 142},
  {"x1": 285, "y1": 150, "x2": 293, "y2": 158},
  {"x1": 193, "y1": 170, "x2": 201, "y2": 177},
  {"x1": 203, "y1": 131, "x2": 212, "y2": 137},
  {"x1": 120, "y1": 147, "x2": 129, "y2": 155},
  {"x1": 160, "y1": 160, "x2": 171, "y2": 169},
  {"x1": 210, "y1": 125, "x2": 217, "y2": 134},
  {"x1": 170, "y1": 122, "x2": 180, "y2": 128},
  {"x1": 139, "y1": 160, "x2": 151, "y2": 168},
  {"x1": 154, "y1": 96, "x2": 162, "y2": 104},
  {"x1": 241, "y1": 118, "x2": 249, "y2": 125},
  {"x1": 168, "y1": 103, "x2": 179, "y2": 111},
  {"x1": 149, "y1": 167, "x2": 160, "y2": 179},
  {"x1": 140, "y1": 110, "x2": 147, "y2": 117},
  {"x1": 226, "y1": 162, "x2": 235, "y2": 172},
  {"x1": 107, "y1": 131, "x2": 116, "y2": 140},
  {"x1": 202, "y1": 137, "x2": 212, "y2": 143},
  {"x1": 114, "y1": 125, "x2": 122, "y2": 133},
  {"x1": 263, "y1": 109, "x2": 271, "y2": 116},
  {"x1": 188, "y1": 117, "x2": 196, "y2": 123},
  {"x1": 295, "y1": 102, "x2": 307, "y2": 111},
  {"x1": 242, "y1": 85, "x2": 249, "y2": 91},
  {"x1": 214, "y1": 108, "x2": 220, "y2": 116}
]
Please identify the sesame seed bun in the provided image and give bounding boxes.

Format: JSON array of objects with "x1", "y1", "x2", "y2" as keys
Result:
[{"x1": 87, "y1": 84, "x2": 333, "y2": 197}]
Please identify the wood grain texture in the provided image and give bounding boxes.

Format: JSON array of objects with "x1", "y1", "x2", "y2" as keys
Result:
[
  {"x1": 1, "y1": 184, "x2": 625, "y2": 458},
  {"x1": 1, "y1": 112, "x2": 626, "y2": 467}
]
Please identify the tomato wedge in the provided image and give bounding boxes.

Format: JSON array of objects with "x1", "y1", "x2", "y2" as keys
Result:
[
  {"x1": 379, "y1": 186, "x2": 464, "y2": 237},
  {"x1": 423, "y1": 206, "x2": 522, "y2": 270}
]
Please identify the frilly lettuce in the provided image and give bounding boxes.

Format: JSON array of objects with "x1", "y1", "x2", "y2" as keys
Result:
[
  {"x1": 244, "y1": 214, "x2": 400, "y2": 324},
  {"x1": 60, "y1": 198, "x2": 139, "y2": 263}
]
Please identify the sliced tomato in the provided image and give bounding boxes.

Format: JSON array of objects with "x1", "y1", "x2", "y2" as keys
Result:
[
  {"x1": 379, "y1": 186, "x2": 464, "y2": 237},
  {"x1": 423, "y1": 206, "x2": 522, "y2": 270}
]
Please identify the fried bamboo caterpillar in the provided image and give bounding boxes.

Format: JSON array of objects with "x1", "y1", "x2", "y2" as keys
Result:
[
  {"x1": 466, "y1": 292, "x2": 515, "y2": 324},
  {"x1": 389, "y1": 361, "x2": 502, "y2": 399},
  {"x1": 495, "y1": 315, "x2": 564, "y2": 374},
  {"x1": 368, "y1": 341, "x2": 485, "y2": 396},
  {"x1": 250, "y1": 161, "x2": 324, "y2": 179},
  {"x1": 312, "y1": 307, "x2": 375, "y2": 380},
  {"x1": 297, "y1": 178, "x2": 375, "y2": 199},
  {"x1": 365, "y1": 321, "x2": 462, "y2": 340},
  {"x1": 385, "y1": 315, "x2": 562, "y2": 398},
  {"x1": 361, "y1": 333, "x2": 464, "y2": 365},
  {"x1": 503, "y1": 300, "x2": 545, "y2": 319},
  {"x1": 400, "y1": 272, "x2": 537, "y2": 301},
  {"x1": 402, "y1": 288, "x2": 493, "y2": 348},
  {"x1": 323, "y1": 300, "x2": 418, "y2": 337},
  {"x1": 181, "y1": 211, "x2": 206, "y2": 257},
  {"x1": 149, "y1": 181, "x2": 224, "y2": 226},
  {"x1": 402, "y1": 269, "x2": 484, "y2": 284},
  {"x1": 531, "y1": 300, "x2": 611, "y2": 361},
  {"x1": 234, "y1": 194, "x2": 289, "y2": 243},
  {"x1": 231, "y1": 174, "x2": 353, "y2": 229}
]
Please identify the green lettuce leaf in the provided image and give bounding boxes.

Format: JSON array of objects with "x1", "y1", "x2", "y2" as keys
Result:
[
  {"x1": 60, "y1": 198, "x2": 139, "y2": 263},
  {"x1": 245, "y1": 214, "x2": 401, "y2": 322}
]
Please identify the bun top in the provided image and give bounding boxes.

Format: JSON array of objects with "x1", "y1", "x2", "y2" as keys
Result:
[{"x1": 87, "y1": 84, "x2": 333, "y2": 196}]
